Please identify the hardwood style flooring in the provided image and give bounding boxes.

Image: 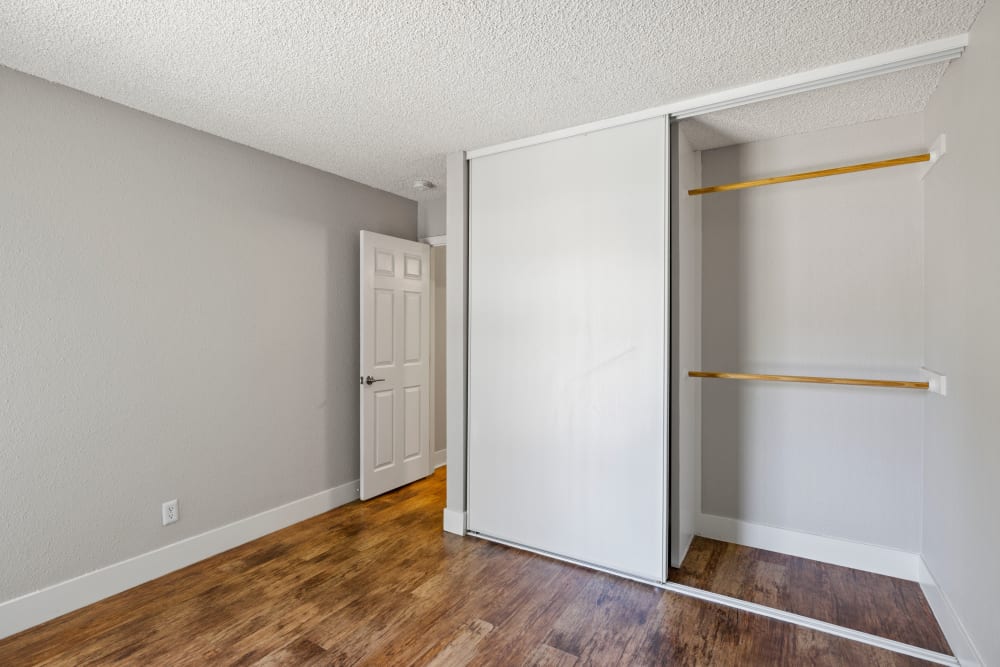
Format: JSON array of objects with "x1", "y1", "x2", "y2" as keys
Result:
[
  {"x1": 670, "y1": 537, "x2": 951, "y2": 654},
  {"x1": 0, "y1": 469, "x2": 942, "y2": 666}
]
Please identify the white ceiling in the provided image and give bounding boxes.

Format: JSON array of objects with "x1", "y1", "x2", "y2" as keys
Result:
[
  {"x1": 0, "y1": 1, "x2": 984, "y2": 201},
  {"x1": 681, "y1": 63, "x2": 948, "y2": 151}
]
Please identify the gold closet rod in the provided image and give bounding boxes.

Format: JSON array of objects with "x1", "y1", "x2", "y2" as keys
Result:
[
  {"x1": 688, "y1": 371, "x2": 929, "y2": 390},
  {"x1": 688, "y1": 153, "x2": 930, "y2": 196}
]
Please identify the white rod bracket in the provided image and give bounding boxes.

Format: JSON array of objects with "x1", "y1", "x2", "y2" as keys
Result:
[
  {"x1": 921, "y1": 134, "x2": 947, "y2": 179},
  {"x1": 921, "y1": 367, "x2": 948, "y2": 396}
]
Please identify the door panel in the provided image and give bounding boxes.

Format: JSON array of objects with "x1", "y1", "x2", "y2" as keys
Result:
[
  {"x1": 374, "y1": 390, "x2": 395, "y2": 469},
  {"x1": 403, "y1": 386, "x2": 422, "y2": 459},
  {"x1": 403, "y1": 291, "x2": 422, "y2": 363},
  {"x1": 467, "y1": 118, "x2": 668, "y2": 581},
  {"x1": 374, "y1": 289, "x2": 395, "y2": 366},
  {"x1": 361, "y1": 231, "x2": 431, "y2": 499}
]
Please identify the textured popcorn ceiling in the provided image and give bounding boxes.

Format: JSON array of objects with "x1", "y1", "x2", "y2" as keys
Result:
[
  {"x1": 0, "y1": 1, "x2": 984, "y2": 200},
  {"x1": 681, "y1": 63, "x2": 949, "y2": 151}
]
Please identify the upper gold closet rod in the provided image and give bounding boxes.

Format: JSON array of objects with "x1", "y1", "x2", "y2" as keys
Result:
[{"x1": 688, "y1": 153, "x2": 930, "y2": 196}]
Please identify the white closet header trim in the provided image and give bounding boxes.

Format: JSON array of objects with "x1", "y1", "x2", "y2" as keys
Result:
[{"x1": 466, "y1": 34, "x2": 968, "y2": 160}]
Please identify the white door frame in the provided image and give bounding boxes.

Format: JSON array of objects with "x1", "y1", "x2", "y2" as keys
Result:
[
  {"x1": 423, "y1": 236, "x2": 447, "y2": 471},
  {"x1": 443, "y1": 34, "x2": 968, "y2": 545}
]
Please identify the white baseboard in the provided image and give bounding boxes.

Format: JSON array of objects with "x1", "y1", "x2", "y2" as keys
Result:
[
  {"x1": 0, "y1": 479, "x2": 360, "y2": 641},
  {"x1": 695, "y1": 513, "x2": 920, "y2": 581},
  {"x1": 443, "y1": 508, "x2": 466, "y2": 536},
  {"x1": 432, "y1": 449, "x2": 447, "y2": 469},
  {"x1": 919, "y1": 557, "x2": 983, "y2": 666}
]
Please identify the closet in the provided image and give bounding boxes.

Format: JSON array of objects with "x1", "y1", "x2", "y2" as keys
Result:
[
  {"x1": 462, "y1": 74, "x2": 953, "y2": 659},
  {"x1": 669, "y1": 108, "x2": 949, "y2": 654}
]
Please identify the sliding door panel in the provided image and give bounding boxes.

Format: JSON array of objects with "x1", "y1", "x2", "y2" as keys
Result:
[{"x1": 468, "y1": 118, "x2": 667, "y2": 581}]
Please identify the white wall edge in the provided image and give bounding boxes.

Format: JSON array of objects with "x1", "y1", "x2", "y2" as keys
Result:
[
  {"x1": 443, "y1": 508, "x2": 466, "y2": 536},
  {"x1": 696, "y1": 513, "x2": 921, "y2": 581},
  {"x1": 674, "y1": 532, "x2": 695, "y2": 569},
  {"x1": 421, "y1": 234, "x2": 447, "y2": 246},
  {"x1": 0, "y1": 479, "x2": 360, "y2": 641},
  {"x1": 432, "y1": 449, "x2": 447, "y2": 469},
  {"x1": 466, "y1": 34, "x2": 967, "y2": 160},
  {"x1": 444, "y1": 151, "x2": 468, "y2": 521},
  {"x1": 919, "y1": 557, "x2": 984, "y2": 666}
]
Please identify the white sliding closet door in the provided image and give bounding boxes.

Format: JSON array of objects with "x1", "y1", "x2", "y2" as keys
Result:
[{"x1": 468, "y1": 118, "x2": 667, "y2": 581}]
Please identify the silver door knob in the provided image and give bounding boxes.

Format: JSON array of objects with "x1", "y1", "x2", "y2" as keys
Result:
[{"x1": 365, "y1": 375, "x2": 385, "y2": 386}]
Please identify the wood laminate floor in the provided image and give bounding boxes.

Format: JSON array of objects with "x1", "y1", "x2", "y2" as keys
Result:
[
  {"x1": 669, "y1": 536, "x2": 951, "y2": 654},
  {"x1": 0, "y1": 468, "x2": 943, "y2": 666}
]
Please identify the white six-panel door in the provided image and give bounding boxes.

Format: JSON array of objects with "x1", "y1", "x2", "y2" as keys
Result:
[
  {"x1": 467, "y1": 118, "x2": 668, "y2": 581},
  {"x1": 360, "y1": 231, "x2": 431, "y2": 500}
]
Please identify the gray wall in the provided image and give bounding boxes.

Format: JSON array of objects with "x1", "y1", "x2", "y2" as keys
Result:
[
  {"x1": 418, "y1": 197, "x2": 447, "y2": 239},
  {"x1": 0, "y1": 66, "x2": 415, "y2": 601},
  {"x1": 700, "y1": 114, "x2": 925, "y2": 550},
  {"x1": 670, "y1": 124, "x2": 702, "y2": 566},
  {"x1": 922, "y1": 2, "x2": 999, "y2": 662}
]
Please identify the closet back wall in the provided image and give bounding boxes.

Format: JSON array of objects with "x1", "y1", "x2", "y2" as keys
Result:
[{"x1": 700, "y1": 114, "x2": 924, "y2": 551}]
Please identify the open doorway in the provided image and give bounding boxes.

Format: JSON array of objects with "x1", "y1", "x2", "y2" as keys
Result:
[{"x1": 357, "y1": 226, "x2": 447, "y2": 502}]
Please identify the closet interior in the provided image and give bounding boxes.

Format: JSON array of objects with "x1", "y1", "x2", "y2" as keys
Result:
[{"x1": 669, "y1": 81, "x2": 950, "y2": 654}]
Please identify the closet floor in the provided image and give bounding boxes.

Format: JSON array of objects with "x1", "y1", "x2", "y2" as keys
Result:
[{"x1": 669, "y1": 536, "x2": 951, "y2": 654}]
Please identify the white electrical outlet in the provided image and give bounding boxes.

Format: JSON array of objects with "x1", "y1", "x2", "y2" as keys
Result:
[{"x1": 162, "y1": 499, "x2": 179, "y2": 526}]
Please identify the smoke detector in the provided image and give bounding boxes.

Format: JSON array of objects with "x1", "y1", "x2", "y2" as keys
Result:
[{"x1": 413, "y1": 179, "x2": 436, "y2": 191}]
